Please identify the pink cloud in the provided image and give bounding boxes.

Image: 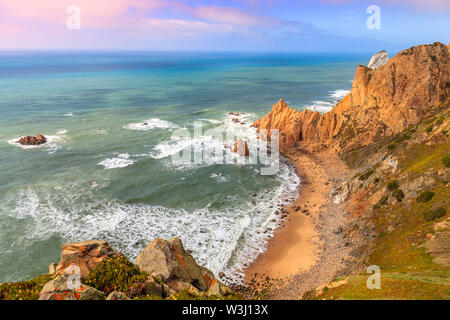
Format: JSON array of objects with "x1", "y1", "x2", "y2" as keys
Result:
[
  {"x1": 322, "y1": 0, "x2": 450, "y2": 11},
  {"x1": 192, "y1": 5, "x2": 282, "y2": 27}
]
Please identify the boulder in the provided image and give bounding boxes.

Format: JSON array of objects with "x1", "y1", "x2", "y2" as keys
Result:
[
  {"x1": 367, "y1": 50, "x2": 389, "y2": 69},
  {"x1": 106, "y1": 291, "x2": 129, "y2": 300},
  {"x1": 206, "y1": 279, "x2": 233, "y2": 298},
  {"x1": 55, "y1": 240, "x2": 117, "y2": 278},
  {"x1": 233, "y1": 139, "x2": 250, "y2": 157},
  {"x1": 18, "y1": 133, "x2": 47, "y2": 146},
  {"x1": 128, "y1": 279, "x2": 164, "y2": 299},
  {"x1": 135, "y1": 237, "x2": 215, "y2": 292},
  {"x1": 39, "y1": 276, "x2": 105, "y2": 300}
]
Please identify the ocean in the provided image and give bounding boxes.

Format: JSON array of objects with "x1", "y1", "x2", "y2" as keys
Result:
[{"x1": 0, "y1": 51, "x2": 366, "y2": 283}]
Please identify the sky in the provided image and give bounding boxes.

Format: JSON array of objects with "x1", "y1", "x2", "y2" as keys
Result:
[{"x1": 0, "y1": 0, "x2": 449, "y2": 53}]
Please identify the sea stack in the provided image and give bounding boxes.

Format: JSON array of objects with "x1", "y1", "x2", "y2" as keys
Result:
[{"x1": 18, "y1": 133, "x2": 47, "y2": 146}]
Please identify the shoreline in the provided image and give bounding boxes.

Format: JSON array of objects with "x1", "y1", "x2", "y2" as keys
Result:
[{"x1": 243, "y1": 147, "x2": 352, "y2": 298}]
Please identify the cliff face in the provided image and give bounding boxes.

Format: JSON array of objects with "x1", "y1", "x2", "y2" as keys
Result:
[{"x1": 254, "y1": 42, "x2": 450, "y2": 153}]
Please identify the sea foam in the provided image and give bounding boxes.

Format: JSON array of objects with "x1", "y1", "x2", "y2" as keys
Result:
[{"x1": 123, "y1": 118, "x2": 178, "y2": 131}]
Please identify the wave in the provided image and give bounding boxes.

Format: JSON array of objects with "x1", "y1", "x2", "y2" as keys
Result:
[
  {"x1": 63, "y1": 113, "x2": 74, "y2": 117},
  {"x1": 305, "y1": 89, "x2": 351, "y2": 113},
  {"x1": 8, "y1": 159, "x2": 299, "y2": 283},
  {"x1": 98, "y1": 153, "x2": 134, "y2": 169},
  {"x1": 123, "y1": 118, "x2": 179, "y2": 131},
  {"x1": 330, "y1": 89, "x2": 350, "y2": 100},
  {"x1": 150, "y1": 112, "x2": 260, "y2": 170}
]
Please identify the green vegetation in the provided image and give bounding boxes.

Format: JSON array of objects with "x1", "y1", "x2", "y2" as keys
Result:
[
  {"x1": 423, "y1": 207, "x2": 447, "y2": 222},
  {"x1": 442, "y1": 154, "x2": 450, "y2": 168},
  {"x1": 359, "y1": 170, "x2": 374, "y2": 181},
  {"x1": 373, "y1": 196, "x2": 388, "y2": 210},
  {"x1": 0, "y1": 274, "x2": 51, "y2": 300},
  {"x1": 393, "y1": 189, "x2": 405, "y2": 202},
  {"x1": 425, "y1": 125, "x2": 433, "y2": 133},
  {"x1": 416, "y1": 191, "x2": 435, "y2": 203},
  {"x1": 387, "y1": 181, "x2": 399, "y2": 190},
  {"x1": 309, "y1": 272, "x2": 450, "y2": 300},
  {"x1": 83, "y1": 255, "x2": 149, "y2": 295}
]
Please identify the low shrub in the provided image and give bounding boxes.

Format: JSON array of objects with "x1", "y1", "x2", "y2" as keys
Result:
[
  {"x1": 0, "y1": 274, "x2": 51, "y2": 300},
  {"x1": 387, "y1": 181, "x2": 399, "y2": 191},
  {"x1": 442, "y1": 154, "x2": 450, "y2": 168},
  {"x1": 423, "y1": 207, "x2": 447, "y2": 222},
  {"x1": 416, "y1": 191, "x2": 435, "y2": 203},
  {"x1": 387, "y1": 144, "x2": 396, "y2": 150},
  {"x1": 425, "y1": 125, "x2": 433, "y2": 133},
  {"x1": 393, "y1": 189, "x2": 404, "y2": 202},
  {"x1": 83, "y1": 255, "x2": 149, "y2": 295},
  {"x1": 359, "y1": 170, "x2": 374, "y2": 181},
  {"x1": 373, "y1": 195, "x2": 389, "y2": 210}
]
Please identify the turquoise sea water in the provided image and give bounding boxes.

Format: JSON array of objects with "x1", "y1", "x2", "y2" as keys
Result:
[{"x1": 0, "y1": 52, "x2": 366, "y2": 283}]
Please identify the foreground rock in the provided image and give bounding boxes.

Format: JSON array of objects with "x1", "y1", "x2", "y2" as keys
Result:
[
  {"x1": 18, "y1": 133, "x2": 47, "y2": 145},
  {"x1": 39, "y1": 276, "x2": 105, "y2": 300},
  {"x1": 55, "y1": 240, "x2": 118, "y2": 278},
  {"x1": 367, "y1": 50, "x2": 389, "y2": 69},
  {"x1": 254, "y1": 42, "x2": 450, "y2": 153},
  {"x1": 135, "y1": 237, "x2": 230, "y2": 296},
  {"x1": 38, "y1": 238, "x2": 233, "y2": 300}
]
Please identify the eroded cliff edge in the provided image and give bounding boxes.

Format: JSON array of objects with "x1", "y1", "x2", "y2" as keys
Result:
[
  {"x1": 254, "y1": 42, "x2": 450, "y2": 154},
  {"x1": 253, "y1": 42, "x2": 450, "y2": 299}
]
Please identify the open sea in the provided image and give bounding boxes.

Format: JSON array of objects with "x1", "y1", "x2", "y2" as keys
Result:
[{"x1": 0, "y1": 51, "x2": 367, "y2": 283}]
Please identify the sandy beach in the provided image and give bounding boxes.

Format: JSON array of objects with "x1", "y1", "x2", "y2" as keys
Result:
[{"x1": 244, "y1": 147, "x2": 352, "y2": 298}]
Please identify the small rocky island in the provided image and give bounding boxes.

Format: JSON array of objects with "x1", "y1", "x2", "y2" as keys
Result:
[{"x1": 18, "y1": 134, "x2": 47, "y2": 146}]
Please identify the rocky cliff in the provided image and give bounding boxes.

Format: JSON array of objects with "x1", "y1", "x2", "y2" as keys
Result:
[{"x1": 254, "y1": 42, "x2": 450, "y2": 154}]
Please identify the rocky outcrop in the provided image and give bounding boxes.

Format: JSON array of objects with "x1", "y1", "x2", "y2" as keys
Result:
[
  {"x1": 367, "y1": 50, "x2": 389, "y2": 69},
  {"x1": 233, "y1": 138, "x2": 250, "y2": 156},
  {"x1": 254, "y1": 42, "x2": 450, "y2": 154},
  {"x1": 37, "y1": 238, "x2": 233, "y2": 300},
  {"x1": 18, "y1": 133, "x2": 47, "y2": 145},
  {"x1": 55, "y1": 240, "x2": 118, "y2": 278},
  {"x1": 39, "y1": 276, "x2": 105, "y2": 300},
  {"x1": 135, "y1": 237, "x2": 230, "y2": 295},
  {"x1": 106, "y1": 291, "x2": 130, "y2": 300}
]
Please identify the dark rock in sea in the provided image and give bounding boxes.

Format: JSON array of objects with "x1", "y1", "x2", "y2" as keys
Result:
[{"x1": 18, "y1": 133, "x2": 47, "y2": 146}]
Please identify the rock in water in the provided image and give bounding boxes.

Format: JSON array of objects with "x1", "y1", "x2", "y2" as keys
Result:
[
  {"x1": 367, "y1": 50, "x2": 389, "y2": 69},
  {"x1": 233, "y1": 138, "x2": 250, "y2": 157},
  {"x1": 18, "y1": 133, "x2": 47, "y2": 146}
]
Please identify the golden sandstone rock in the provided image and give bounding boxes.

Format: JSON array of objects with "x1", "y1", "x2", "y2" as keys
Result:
[{"x1": 254, "y1": 42, "x2": 450, "y2": 154}]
